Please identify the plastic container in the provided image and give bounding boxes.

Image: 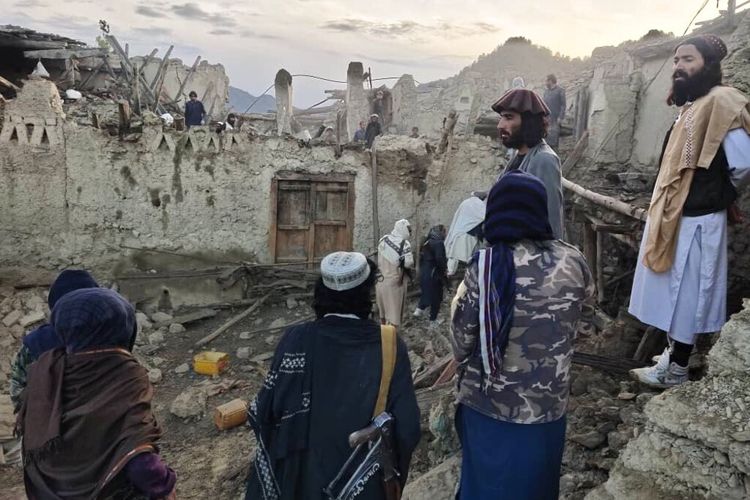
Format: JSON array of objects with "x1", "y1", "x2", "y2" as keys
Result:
[
  {"x1": 193, "y1": 351, "x2": 229, "y2": 376},
  {"x1": 214, "y1": 398, "x2": 248, "y2": 430}
]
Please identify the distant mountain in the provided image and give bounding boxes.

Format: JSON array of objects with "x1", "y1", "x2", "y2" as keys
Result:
[{"x1": 228, "y1": 86, "x2": 276, "y2": 114}]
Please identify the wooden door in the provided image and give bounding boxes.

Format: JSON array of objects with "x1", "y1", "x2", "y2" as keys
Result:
[{"x1": 272, "y1": 174, "x2": 354, "y2": 264}]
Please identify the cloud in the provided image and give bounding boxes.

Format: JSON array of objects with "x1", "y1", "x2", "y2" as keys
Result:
[
  {"x1": 135, "y1": 5, "x2": 166, "y2": 18},
  {"x1": 239, "y1": 29, "x2": 281, "y2": 40},
  {"x1": 15, "y1": 0, "x2": 47, "y2": 8},
  {"x1": 171, "y1": 2, "x2": 237, "y2": 27},
  {"x1": 132, "y1": 26, "x2": 173, "y2": 38},
  {"x1": 321, "y1": 18, "x2": 500, "y2": 39},
  {"x1": 210, "y1": 29, "x2": 233, "y2": 36}
]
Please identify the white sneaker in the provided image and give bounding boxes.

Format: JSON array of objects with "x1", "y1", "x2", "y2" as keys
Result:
[
  {"x1": 413, "y1": 308, "x2": 426, "y2": 318},
  {"x1": 631, "y1": 348, "x2": 688, "y2": 389}
]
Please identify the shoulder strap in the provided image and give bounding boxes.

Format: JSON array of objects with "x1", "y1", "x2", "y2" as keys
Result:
[{"x1": 373, "y1": 325, "x2": 397, "y2": 418}]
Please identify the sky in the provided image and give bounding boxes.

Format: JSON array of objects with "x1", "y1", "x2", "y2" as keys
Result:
[{"x1": 3, "y1": 0, "x2": 725, "y2": 106}]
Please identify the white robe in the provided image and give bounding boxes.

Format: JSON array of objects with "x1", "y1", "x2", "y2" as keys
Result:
[
  {"x1": 445, "y1": 197, "x2": 486, "y2": 275},
  {"x1": 629, "y1": 128, "x2": 750, "y2": 342}
]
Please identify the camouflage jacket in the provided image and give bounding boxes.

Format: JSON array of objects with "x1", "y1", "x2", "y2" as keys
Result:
[
  {"x1": 450, "y1": 239, "x2": 595, "y2": 424},
  {"x1": 9, "y1": 345, "x2": 32, "y2": 413}
]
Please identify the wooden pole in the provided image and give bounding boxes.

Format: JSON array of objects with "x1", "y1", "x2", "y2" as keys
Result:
[
  {"x1": 173, "y1": 56, "x2": 201, "y2": 104},
  {"x1": 596, "y1": 230, "x2": 605, "y2": 303},
  {"x1": 562, "y1": 177, "x2": 647, "y2": 221},
  {"x1": 561, "y1": 131, "x2": 589, "y2": 176},
  {"x1": 194, "y1": 293, "x2": 270, "y2": 347},
  {"x1": 583, "y1": 223, "x2": 598, "y2": 297},
  {"x1": 149, "y1": 45, "x2": 173, "y2": 90},
  {"x1": 728, "y1": 0, "x2": 737, "y2": 26},
  {"x1": 371, "y1": 150, "x2": 380, "y2": 250}
]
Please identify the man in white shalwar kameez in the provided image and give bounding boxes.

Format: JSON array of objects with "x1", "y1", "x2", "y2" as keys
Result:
[
  {"x1": 629, "y1": 34, "x2": 750, "y2": 388},
  {"x1": 376, "y1": 219, "x2": 414, "y2": 327}
]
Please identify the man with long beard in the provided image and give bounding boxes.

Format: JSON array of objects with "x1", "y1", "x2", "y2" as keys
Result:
[
  {"x1": 491, "y1": 89, "x2": 565, "y2": 239},
  {"x1": 630, "y1": 34, "x2": 750, "y2": 388}
]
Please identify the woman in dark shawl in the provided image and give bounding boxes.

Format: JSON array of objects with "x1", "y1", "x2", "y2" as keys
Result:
[{"x1": 17, "y1": 288, "x2": 176, "y2": 500}]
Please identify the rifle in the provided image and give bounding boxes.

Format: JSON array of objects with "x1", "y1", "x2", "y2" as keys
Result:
[{"x1": 324, "y1": 412, "x2": 401, "y2": 500}]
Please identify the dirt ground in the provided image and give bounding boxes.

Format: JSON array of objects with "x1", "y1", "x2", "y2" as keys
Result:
[{"x1": 0, "y1": 292, "x2": 445, "y2": 500}]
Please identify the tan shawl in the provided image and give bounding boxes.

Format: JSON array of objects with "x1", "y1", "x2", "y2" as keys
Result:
[{"x1": 643, "y1": 86, "x2": 750, "y2": 272}]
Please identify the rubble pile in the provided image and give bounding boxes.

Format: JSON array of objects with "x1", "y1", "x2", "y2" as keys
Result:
[{"x1": 587, "y1": 301, "x2": 750, "y2": 500}]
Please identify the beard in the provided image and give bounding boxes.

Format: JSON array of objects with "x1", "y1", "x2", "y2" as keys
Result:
[
  {"x1": 500, "y1": 127, "x2": 524, "y2": 149},
  {"x1": 670, "y1": 66, "x2": 720, "y2": 106}
]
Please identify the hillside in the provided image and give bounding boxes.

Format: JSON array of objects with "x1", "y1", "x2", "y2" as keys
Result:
[{"x1": 228, "y1": 86, "x2": 276, "y2": 114}]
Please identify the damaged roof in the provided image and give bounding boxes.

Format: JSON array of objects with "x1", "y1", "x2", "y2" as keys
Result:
[{"x1": 0, "y1": 25, "x2": 86, "y2": 50}]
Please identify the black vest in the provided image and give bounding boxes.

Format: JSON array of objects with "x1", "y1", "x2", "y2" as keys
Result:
[{"x1": 658, "y1": 127, "x2": 737, "y2": 217}]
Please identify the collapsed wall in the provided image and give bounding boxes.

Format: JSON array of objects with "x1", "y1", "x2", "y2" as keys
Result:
[
  {"x1": 0, "y1": 77, "x2": 500, "y2": 277},
  {"x1": 587, "y1": 301, "x2": 750, "y2": 500}
]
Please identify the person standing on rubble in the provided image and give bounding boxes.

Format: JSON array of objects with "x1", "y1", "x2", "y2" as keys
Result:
[
  {"x1": 376, "y1": 219, "x2": 414, "y2": 328},
  {"x1": 543, "y1": 74, "x2": 565, "y2": 149},
  {"x1": 629, "y1": 34, "x2": 750, "y2": 389},
  {"x1": 413, "y1": 224, "x2": 448, "y2": 329},
  {"x1": 184, "y1": 90, "x2": 206, "y2": 128},
  {"x1": 490, "y1": 88, "x2": 565, "y2": 239},
  {"x1": 450, "y1": 171, "x2": 595, "y2": 500},
  {"x1": 18, "y1": 288, "x2": 176, "y2": 500},
  {"x1": 245, "y1": 251, "x2": 420, "y2": 500},
  {"x1": 365, "y1": 113, "x2": 382, "y2": 149},
  {"x1": 353, "y1": 120, "x2": 367, "y2": 142}
]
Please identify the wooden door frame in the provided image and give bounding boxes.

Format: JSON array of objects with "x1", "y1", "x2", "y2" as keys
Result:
[{"x1": 269, "y1": 171, "x2": 356, "y2": 263}]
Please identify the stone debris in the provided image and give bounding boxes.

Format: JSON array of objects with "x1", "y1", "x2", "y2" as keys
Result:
[
  {"x1": 236, "y1": 347, "x2": 251, "y2": 359},
  {"x1": 250, "y1": 351, "x2": 273, "y2": 363},
  {"x1": 239, "y1": 331, "x2": 251, "y2": 340},
  {"x1": 136, "y1": 312, "x2": 153, "y2": 332},
  {"x1": 590, "y1": 300, "x2": 750, "y2": 499},
  {"x1": 170, "y1": 386, "x2": 207, "y2": 418},
  {"x1": 174, "y1": 363, "x2": 190, "y2": 374},
  {"x1": 19, "y1": 310, "x2": 46, "y2": 328},
  {"x1": 169, "y1": 323, "x2": 186, "y2": 334},
  {"x1": 150, "y1": 312, "x2": 173, "y2": 324},
  {"x1": 148, "y1": 368, "x2": 163, "y2": 384},
  {"x1": 2, "y1": 310, "x2": 22, "y2": 328},
  {"x1": 148, "y1": 331, "x2": 165, "y2": 345}
]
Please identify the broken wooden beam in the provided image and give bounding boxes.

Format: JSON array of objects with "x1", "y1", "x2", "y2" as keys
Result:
[
  {"x1": 173, "y1": 55, "x2": 201, "y2": 104},
  {"x1": 562, "y1": 177, "x2": 647, "y2": 221},
  {"x1": 0, "y1": 75, "x2": 20, "y2": 91},
  {"x1": 194, "y1": 293, "x2": 270, "y2": 347},
  {"x1": 561, "y1": 130, "x2": 589, "y2": 176},
  {"x1": 413, "y1": 354, "x2": 452, "y2": 389}
]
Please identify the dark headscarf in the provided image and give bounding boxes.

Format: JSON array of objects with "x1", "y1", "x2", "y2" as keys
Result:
[
  {"x1": 477, "y1": 171, "x2": 553, "y2": 377},
  {"x1": 52, "y1": 287, "x2": 137, "y2": 353},
  {"x1": 22, "y1": 270, "x2": 99, "y2": 360},
  {"x1": 19, "y1": 288, "x2": 161, "y2": 500},
  {"x1": 425, "y1": 224, "x2": 446, "y2": 243}
]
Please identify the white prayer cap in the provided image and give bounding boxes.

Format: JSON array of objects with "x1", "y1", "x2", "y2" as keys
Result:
[{"x1": 320, "y1": 252, "x2": 371, "y2": 291}]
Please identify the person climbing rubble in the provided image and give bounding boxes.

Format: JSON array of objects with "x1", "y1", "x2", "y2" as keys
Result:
[
  {"x1": 376, "y1": 219, "x2": 414, "y2": 328},
  {"x1": 244, "y1": 251, "x2": 420, "y2": 499},
  {"x1": 413, "y1": 224, "x2": 448, "y2": 329},
  {"x1": 365, "y1": 113, "x2": 382, "y2": 149},
  {"x1": 450, "y1": 171, "x2": 595, "y2": 500},
  {"x1": 629, "y1": 34, "x2": 750, "y2": 389},
  {"x1": 543, "y1": 74, "x2": 566, "y2": 149}
]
